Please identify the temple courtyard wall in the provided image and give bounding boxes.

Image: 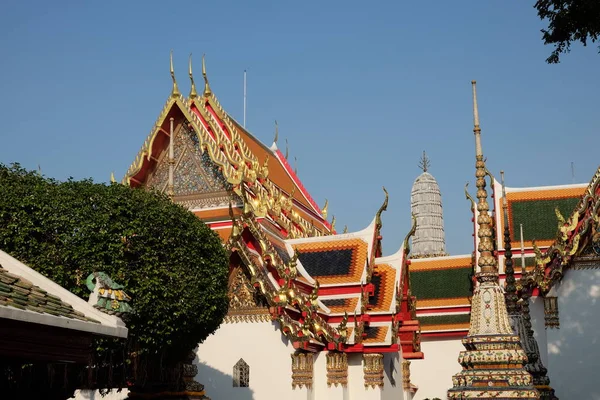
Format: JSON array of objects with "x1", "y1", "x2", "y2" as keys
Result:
[{"x1": 545, "y1": 268, "x2": 600, "y2": 399}]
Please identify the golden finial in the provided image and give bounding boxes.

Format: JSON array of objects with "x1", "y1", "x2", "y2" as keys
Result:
[
  {"x1": 110, "y1": 172, "x2": 116, "y2": 183},
  {"x1": 343, "y1": 225, "x2": 348, "y2": 234},
  {"x1": 471, "y1": 80, "x2": 497, "y2": 278},
  {"x1": 322, "y1": 199, "x2": 329, "y2": 219},
  {"x1": 273, "y1": 120, "x2": 279, "y2": 144},
  {"x1": 418, "y1": 151, "x2": 431, "y2": 172},
  {"x1": 188, "y1": 53, "x2": 198, "y2": 99},
  {"x1": 403, "y1": 213, "x2": 418, "y2": 252},
  {"x1": 170, "y1": 50, "x2": 181, "y2": 98},
  {"x1": 331, "y1": 215, "x2": 336, "y2": 232},
  {"x1": 375, "y1": 186, "x2": 389, "y2": 229},
  {"x1": 202, "y1": 54, "x2": 211, "y2": 96},
  {"x1": 285, "y1": 138, "x2": 289, "y2": 159}
]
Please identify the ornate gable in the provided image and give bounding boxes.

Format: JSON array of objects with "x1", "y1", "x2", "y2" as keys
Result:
[{"x1": 147, "y1": 121, "x2": 230, "y2": 205}]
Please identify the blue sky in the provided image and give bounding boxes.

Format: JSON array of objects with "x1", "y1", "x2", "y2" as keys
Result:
[{"x1": 1, "y1": 1, "x2": 598, "y2": 255}]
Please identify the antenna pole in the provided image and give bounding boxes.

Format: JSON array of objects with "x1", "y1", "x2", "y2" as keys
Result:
[
  {"x1": 520, "y1": 223, "x2": 525, "y2": 271},
  {"x1": 243, "y1": 69, "x2": 247, "y2": 128}
]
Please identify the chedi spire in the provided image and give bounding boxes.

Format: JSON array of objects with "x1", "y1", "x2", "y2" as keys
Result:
[
  {"x1": 410, "y1": 151, "x2": 447, "y2": 258},
  {"x1": 447, "y1": 81, "x2": 539, "y2": 399}
]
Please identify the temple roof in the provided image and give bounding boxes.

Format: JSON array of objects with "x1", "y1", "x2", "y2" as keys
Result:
[
  {"x1": 0, "y1": 250, "x2": 128, "y2": 338},
  {"x1": 285, "y1": 218, "x2": 376, "y2": 286},
  {"x1": 494, "y1": 181, "x2": 587, "y2": 249}
]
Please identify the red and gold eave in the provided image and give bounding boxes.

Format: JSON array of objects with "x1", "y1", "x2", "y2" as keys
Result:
[{"x1": 228, "y1": 206, "x2": 422, "y2": 358}]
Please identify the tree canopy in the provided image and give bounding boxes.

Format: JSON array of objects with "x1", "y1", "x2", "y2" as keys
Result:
[
  {"x1": 535, "y1": 0, "x2": 600, "y2": 63},
  {"x1": 0, "y1": 163, "x2": 229, "y2": 386}
]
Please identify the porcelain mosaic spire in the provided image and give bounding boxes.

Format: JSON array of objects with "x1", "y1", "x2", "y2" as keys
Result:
[
  {"x1": 410, "y1": 151, "x2": 447, "y2": 258},
  {"x1": 447, "y1": 81, "x2": 539, "y2": 399}
]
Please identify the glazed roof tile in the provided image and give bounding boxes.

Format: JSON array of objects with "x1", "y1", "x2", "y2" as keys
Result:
[
  {"x1": 320, "y1": 297, "x2": 360, "y2": 315},
  {"x1": 363, "y1": 324, "x2": 390, "y2": 345},
  {"x1": 0, "y1": 250, "x2": 127, "y2": 338},
  {"x1": 0, "y1": 265, "x2": 98, "y2": 323},
  {"x1": 497, "y1": 183, "x2": 587, "y2": 248}
]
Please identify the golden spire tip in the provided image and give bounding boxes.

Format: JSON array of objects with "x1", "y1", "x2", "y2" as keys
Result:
[
  {"x1": 202, "y1": 53, "x2": 211, "y2": 96},
  {"x1": 170, "y1": 50, "x2": 181, "y2": 97},
  {"x1": 189, "y1": 53, "x2": 198, "y2": 99}
]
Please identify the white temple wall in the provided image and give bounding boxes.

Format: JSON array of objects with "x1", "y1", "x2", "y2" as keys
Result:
[
  {"x1": 410, "y1": 337, "x2": 464, "y2": 400},
  {"x1": 196, "y1": 320, "x2": 306, "y2": 400},
  {"x1": 529, "y1": 295, "x2": 548, "y2": 367},
  {"x1": 381, "y1": 352, "x2": 405, "y2": 400},
  {"x1": 546, "y1": 268, "x2": 600, "y2": 399}
]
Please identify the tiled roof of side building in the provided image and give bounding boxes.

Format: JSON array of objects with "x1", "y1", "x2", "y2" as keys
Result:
[
  {"x1": 0, "y1": 264, "x2": 99, "y2": 323},
  {"x1": 285, "y1": 218, "x2": 376, "y2": 286},
  {"x1": 410, "y1": 255, "x2": 473, "y2": 309},
  {"x1": 497, "y1": 183, "x2": 587, "y2": 248},
  {"x1": 0, "y1": 250, "x2": 127, "y2": 338},
  {"x1": 294, "y1": 239, "x2": 367, "y2": 284}
]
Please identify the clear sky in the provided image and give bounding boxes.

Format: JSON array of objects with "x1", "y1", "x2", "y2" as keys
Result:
[{"x1": 1, "y1": 1, "x2": 598, "y2": 256}]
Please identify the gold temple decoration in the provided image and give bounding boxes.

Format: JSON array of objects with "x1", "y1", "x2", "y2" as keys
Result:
[
  {"x1": 224, "y1": 267, "x2": 270, "y2": 323},
  {"x1": 343, "y1": 225, "x2": 348, "y2": 234},
  {"x1": 273, "y1": 120, "x2": 279, "y2": 145},
  {"x1": 110, "y1": 172, "x2": 116, "y2": 183},
  {"x1": 363, "y1": 353, "x2": 384, "y2": 389},
  {"x1": 326, "y1": 352, "x2": 348, "y2": 387},
  {"x1": 544, "y1": 296, "x2": 559, "y2": 328},
  {"x1": 322, "y1": 199, "x2": 329, "y2": 219},
  {"x1": 402, "y1": 360, "x2": 411, "y2": 391},
  {"x1": 291, "y1": 352, "x2": 313, "y2": 389},
  {"x1": 201, "y1": 54, "x2": 211, "y2": 96},
  {"x1": 285, "y1": 138, "x2": 289, "y2": 159},
  {"x1": 169, "y1": 50, "x2": 181, "y2": 98},
  {"x1": 188, "y1": 53, "x2": 198, "y2": 99}
]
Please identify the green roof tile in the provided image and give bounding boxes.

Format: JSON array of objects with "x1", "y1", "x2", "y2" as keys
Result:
[
  {"x1": 419, "y1": 313, "x2": 471, "y2": 326},
  {"x1": 411, "y1": 267, "x2": 473, "y2": 300},
  {"x1": 0, "y1": 264, "x2": 99, "y2": 324},
  {"x1": 510, "y1": 197, "x2": 580, "y2": 242}
]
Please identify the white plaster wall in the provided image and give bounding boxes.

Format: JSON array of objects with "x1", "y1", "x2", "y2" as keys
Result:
[
  {"x1": 529, "y1": 295, "x2": 548, "y2": 368},
  {"x1": 410, "y1": 337, "x2": 464, "y2": 400},
  {"x1": 197, "y1": 320, "x2": 306, "y2": 400},
  {"x1": 381, "y1": 353, "x2": 404, "y2": 400},
  {"x1": 546, "y1": 269, "x2": 600, "y2": 399},
  {"x1": 74, "y1": 389, "x2": 128, "y2": 400}
]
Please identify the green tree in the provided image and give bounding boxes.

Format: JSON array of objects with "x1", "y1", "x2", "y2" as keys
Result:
[
  {"x1": 535, "y1": 0, "x2": 600, "y2": 63},
  {"x1": 0, "y1": 163, "x2": 229, "y2": 390}
]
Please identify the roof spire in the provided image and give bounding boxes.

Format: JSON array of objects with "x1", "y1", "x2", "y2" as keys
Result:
[
  {"x1": 188, "y1": 53, "x2": 198, "y2": 99},
  {"x1": 322, "y1": 199, "x2": 329, "y2": 219},
  {"x1": 418, "y1": 151, "x2": 431, "y2": 172},
  {"x1": 501, "y1": 171, "x2": 518, "y2": 314},
  {"x1": 170, "y1": 50, "x2": 181, "y2": 98},
  {"x1": 202, "y1": 54, "x2": 212, "y2": 96},
  {"x1": 273, "y1": 120, "x2": 279, "y2": 144},
  {"x1": 447, "y1": 81, "x2": 538, "y2": 399},
  {"x1": 471, "y1": 80, "x2": 496, "y2": 279}
]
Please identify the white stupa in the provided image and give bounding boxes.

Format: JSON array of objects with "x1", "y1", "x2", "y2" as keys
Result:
[{"x1": 410, "y1": 152, "x2": 447, "y2": 258}]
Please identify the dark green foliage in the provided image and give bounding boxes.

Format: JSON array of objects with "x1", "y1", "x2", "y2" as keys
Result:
[
  {"x1": 535, "y1": 0, "x2": 600, "y2": 63},
  {"x1": 411, "y1": 267, "x2": 473, "y2": 300},
  {"x1": 510, "y1": 197, "x2": 579, "y2": 242},
  {"x1": 0, "y1": 163, "x2": 229, "y2": 365}
]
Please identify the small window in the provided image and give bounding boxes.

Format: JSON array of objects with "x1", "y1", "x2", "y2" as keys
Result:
[{"x1": 233, "y1": 358, "x2": 249, "y2": 387}]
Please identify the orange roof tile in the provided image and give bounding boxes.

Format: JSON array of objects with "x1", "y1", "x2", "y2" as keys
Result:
[
  {"x1": 292, "y1": 238, "x2": 368, "y2": 285},
  {"x1": 370, "y1": 264, "x2": 396, "y2": 313},
  {"x1": 364, "y1": 326, "x2": 389, "y2": 344},
  {"x1": 410, "y1": 256, "x2": 472, "y2": 272}
]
